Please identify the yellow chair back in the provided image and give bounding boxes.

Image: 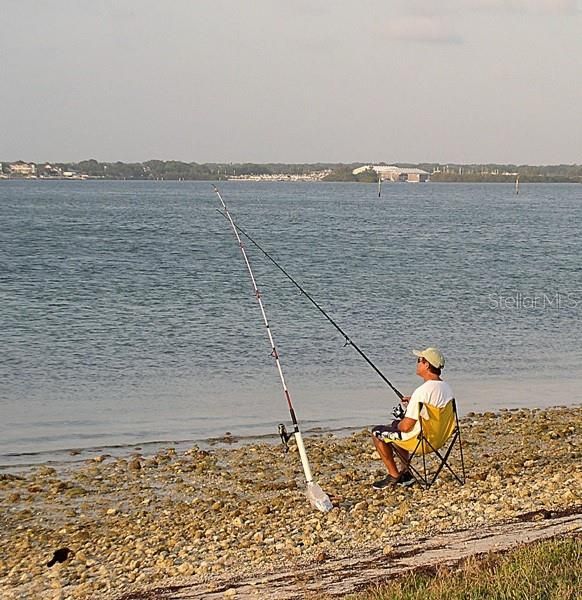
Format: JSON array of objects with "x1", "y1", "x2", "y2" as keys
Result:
[{"x1": 393, "y1": 401, "x2": 456, "y2": 455}]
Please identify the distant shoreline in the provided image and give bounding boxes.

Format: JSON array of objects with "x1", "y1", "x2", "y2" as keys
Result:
[
  {"x1": 2, "y1": 160, "x2": 581, "y2": 184},
  {"x1": 2, "y1": 176, "x2": 581, "y2": 184}
]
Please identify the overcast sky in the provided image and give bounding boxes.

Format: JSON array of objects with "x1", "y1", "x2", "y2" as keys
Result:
[{"x1": 1, "y1": 0, "x2": 581, "y2": 164}]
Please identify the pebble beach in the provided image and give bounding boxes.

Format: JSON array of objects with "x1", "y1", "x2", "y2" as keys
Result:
[{"x1": 1, "y1": 405, "x2": 581, "y2": 599}]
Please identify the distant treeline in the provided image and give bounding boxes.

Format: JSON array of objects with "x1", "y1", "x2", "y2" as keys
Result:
[
  {"x1": 2, "y1": 159, "x2": 581, "y2": 182},
  {"x1": 55, "y1": 160, "x2": 342, "y2": 180},
  {"x1": 426, "y1": 163, "x2": 582, "y2": 183},
  {"x1": 322, "y1": 166, "x2": 378, "y2": 182},
  {"x1": 323, "y1": 163, "x2": 582, "y2": 183}
]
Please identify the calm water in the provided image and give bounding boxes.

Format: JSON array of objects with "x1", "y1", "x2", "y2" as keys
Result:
[{"x1": 1, "y1": 180, "x2": 581, "y2": 467}]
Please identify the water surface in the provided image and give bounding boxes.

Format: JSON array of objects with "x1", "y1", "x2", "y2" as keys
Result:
[{"x1": 1, "y1": 180, "x2": 581, "y2": 467}]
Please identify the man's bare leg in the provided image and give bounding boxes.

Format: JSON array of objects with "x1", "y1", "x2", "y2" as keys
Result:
[
  {"x1": 393, "y1": 445, "x2": 410, "y2": 472},
  {"x1": 372, "y1": 435, "x2": 400, "y2": 478}
]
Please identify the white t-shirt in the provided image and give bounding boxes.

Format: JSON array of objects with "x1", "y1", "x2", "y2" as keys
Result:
[{"x1": 401, "y1": 380, "x2": 454, "y2": 440}]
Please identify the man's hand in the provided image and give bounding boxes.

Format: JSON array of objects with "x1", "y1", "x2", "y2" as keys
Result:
[{"x1": 401, "y1": 395, "x2": 411, "y2": 405}]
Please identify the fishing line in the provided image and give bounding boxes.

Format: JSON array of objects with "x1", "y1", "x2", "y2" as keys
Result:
[{"x1": 216, "y1": 208, "x2": 404, "y2": 401}]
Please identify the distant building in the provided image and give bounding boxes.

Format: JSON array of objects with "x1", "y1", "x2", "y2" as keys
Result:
[
  {"x1": 9, "y1": 162, "x2": 37, "y2": 176},
  {"x1": 39, "y1": 163, "x2": 63, "y2": 177},
  {"x1": 399, "y1": 168, "x2": 430, "y2": 183},
  {"x1": 353, "y1": 164, "x2": 430, "y2": 183}
]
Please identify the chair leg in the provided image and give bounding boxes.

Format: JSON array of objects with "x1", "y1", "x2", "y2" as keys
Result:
[
  {"x1": 406, "y1": 461, "x2": 428, "y2": 488},
  {"x1": 456, "y1": 426, "x2": 467, "y2": 484},
  {"x1": 429, "y1": 439, "x2": 462, "y2": 486},
  {"x1": 396, "y1": 439, "x2": 429, "y2": 488},
  {"x1": 430, "y1": 434, "x2": 465, "y2": 486},
  {"x1": 411, "y1": 432, "x2": 465, "y2": 489},
  {"x1": 422, "y1": 447, "x2": 429, "y2": 489},
  {"x1": 453, "y1": 400, "x2": 466, "y2": 484}
]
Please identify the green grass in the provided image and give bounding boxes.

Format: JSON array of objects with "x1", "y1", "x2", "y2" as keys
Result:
[{"x1": 348, "y1": 536, "x2": 581, "y2": 600}]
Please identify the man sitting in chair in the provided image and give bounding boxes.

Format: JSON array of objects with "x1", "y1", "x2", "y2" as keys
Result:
[{"x1": 371, "y1": 347, "x2": 453, "y2": 489}]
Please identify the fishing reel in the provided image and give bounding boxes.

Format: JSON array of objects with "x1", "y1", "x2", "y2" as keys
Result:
[
  {"x1": 278, "y1": 423, "x2": 293, "y2": 454},
  {"x1": 392, "y1": 403, "x2": 405, "y2": 420}
]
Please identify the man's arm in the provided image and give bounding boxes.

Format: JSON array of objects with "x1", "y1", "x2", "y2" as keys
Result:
[
  {"x1": 398, "y1": 417, "x2": 417, "y2": 433},
  {"x1": 400, "y1": 392, "x2": 421, "y2": 433}
]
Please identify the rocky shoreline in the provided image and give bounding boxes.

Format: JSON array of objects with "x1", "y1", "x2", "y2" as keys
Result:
[{"x1": 1, "y1": 405, "x2": 580, "y2": 599}]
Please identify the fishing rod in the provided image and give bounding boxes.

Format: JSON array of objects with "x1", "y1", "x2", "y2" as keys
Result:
[
  {"x1": 216, "y1": 209, "x2": 404, "y2": 401},
  {"x1": 213, "y1": 185, "x2": 333, "y2": 513}
]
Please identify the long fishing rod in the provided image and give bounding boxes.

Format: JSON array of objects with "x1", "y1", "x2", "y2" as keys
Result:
[
  {"x1": 213, "y1": 185, "x2": 332, "y2": 513},
  {"x1": 216, "y1": 209, "x2": 404, "y2": 401}
]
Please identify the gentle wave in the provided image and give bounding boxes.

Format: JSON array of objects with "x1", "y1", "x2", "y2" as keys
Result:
[{"x1": 2, "y1": 180, "x2": 582, "y2": 464}]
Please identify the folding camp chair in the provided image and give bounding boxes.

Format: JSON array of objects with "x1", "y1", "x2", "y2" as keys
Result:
[{"x1": 391, "y1": 399, "x2": 466, "y2": 489}]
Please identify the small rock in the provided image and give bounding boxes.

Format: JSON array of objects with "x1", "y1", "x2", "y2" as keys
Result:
[
  {"x1": 233, "y1": 517, "x2": 244, "y2": 528},
  {"x1": 353, "y1": 500, "x2": 368, "y2": 512},
  {"x1": 65, "y1": 486, "x2": 87, "y2": 497},
  {"x1": 37, "y1": 466, "x2": 57, "y2": 477},
  {"x1": 177, "y1": 562, "x2": 194, "y2": 576}
]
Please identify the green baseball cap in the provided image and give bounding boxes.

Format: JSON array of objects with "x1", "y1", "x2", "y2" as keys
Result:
[{"x1": 413, "y1": 347, "x2": 445, "y2": 369}]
